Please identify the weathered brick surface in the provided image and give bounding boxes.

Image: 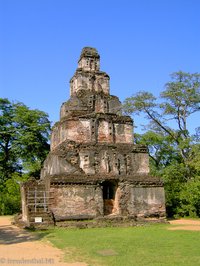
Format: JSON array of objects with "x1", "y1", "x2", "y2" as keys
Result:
[
  {"x1": 49, "y1": 185, "x2": 103, "y2": 220},
  {"x1": 21, "y1": 47, "x2": 166, "y2": 227},
  {"x1": 128, "y1": 187, "x2": 166, "y2": 217}
]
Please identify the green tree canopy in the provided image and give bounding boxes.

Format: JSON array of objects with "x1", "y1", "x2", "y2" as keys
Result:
[
  {"x1": 124, "y1": 71, "x2": 200, "y2": 166},
  {"x1": 123, "y1": 71, "x2": 200, "y2": 217},
  {"x1": 0, "y1": 98, "x2": 51, "y2": 181}
]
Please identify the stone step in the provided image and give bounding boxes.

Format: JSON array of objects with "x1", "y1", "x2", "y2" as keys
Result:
[
  {"x1": 29, "y1": 211, "x2": 51, "y2": 216},
  {"x1": 28, "y1": 208, "x2": 49, "y2": 213}
]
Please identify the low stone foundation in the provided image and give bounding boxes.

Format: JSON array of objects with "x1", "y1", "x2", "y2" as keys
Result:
[{"x1": 15, "y1": 212, "x2": 167, "y2": 230}]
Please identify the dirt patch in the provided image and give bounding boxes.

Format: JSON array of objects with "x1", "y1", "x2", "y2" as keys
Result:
[
  {"x1": 0, "y1": 216, "x2": 87, "y2": 266},
  {"x1": 96, "y1": 249, "x2": 118, "y2": 256},
  {"x1": 168, "y1": 219, "x2": 200, "y2": 231},
  {"x1": 169, "y1": 226, "x2": 200, "y2": 231}
]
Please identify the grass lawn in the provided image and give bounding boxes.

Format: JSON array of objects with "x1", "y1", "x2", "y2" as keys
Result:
[{"x1": 41, "y1": 223, "x2": 200, "y2": 266}]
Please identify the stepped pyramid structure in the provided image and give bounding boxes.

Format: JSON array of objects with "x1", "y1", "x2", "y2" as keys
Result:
[{"x1": 21, "y1": 47, "x2": 166, "y2": 227}]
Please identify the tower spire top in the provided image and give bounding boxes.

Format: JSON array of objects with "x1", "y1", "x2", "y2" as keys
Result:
[
  {"x1": 78, "y1": 47, "x2": 100, "y2": 72},
  {"x1": 70, "y1": 47, "x2": 109, "y2": 96},
  {"x1": 79, "y1": 47, "x2": 100, "y2": 60}
]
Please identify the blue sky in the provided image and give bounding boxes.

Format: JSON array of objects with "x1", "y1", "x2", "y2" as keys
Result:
[{"x1": 1, "y1": 0, "x2": 200, "y2": 133}]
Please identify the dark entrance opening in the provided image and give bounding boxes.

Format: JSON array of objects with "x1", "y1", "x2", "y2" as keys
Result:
[{"x1": 102, "y1": 181, "x2": 117, "y2": 215}]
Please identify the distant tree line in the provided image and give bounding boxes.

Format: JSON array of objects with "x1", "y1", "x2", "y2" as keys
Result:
[{"x1": 123, "y1": 71, "x2": 200, "y2": 217}]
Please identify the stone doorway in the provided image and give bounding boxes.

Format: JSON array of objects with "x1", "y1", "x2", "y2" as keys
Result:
[{"x1": 102, "y1": 181, "x2": 117, "y2": 215}]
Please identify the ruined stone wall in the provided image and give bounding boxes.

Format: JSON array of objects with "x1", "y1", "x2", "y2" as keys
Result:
[
  {"x1": 127, "y1": 186, "x2": 166, "y2": 217},
  {"x1": 50, "y1": 119, "x2": 133, "y2": 150},
  {"x1": 20, "y1": 185, "x2": 28, "y2": 222},
  {"x1": 49, "y1": 185, "x2": 103, "y2": 220},
  {"x1": 41, "y1": 143, "x2": 150, "y2": 179},
  {"x1": 70, "y1": 71, "x2": 110, "y2": 96},
  {"x1": 60, "y1": 94, "x2": 121, "y2": 119},
  {"x1": 114, "y1": 123, "x2": 133, "y2": 143},
  {"x1": 51, "y1": 119, "x2": 91, "y2": 150}
]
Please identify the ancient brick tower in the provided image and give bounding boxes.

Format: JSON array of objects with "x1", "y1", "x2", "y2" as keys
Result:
[{"x1": 21, "y1": 47, "x2": 166, "y2": 226}]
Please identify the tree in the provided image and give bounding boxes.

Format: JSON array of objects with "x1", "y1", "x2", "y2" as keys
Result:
[
  {"x1": 134, "y1": 132, "x2": 180, "y2": 173},
  {"x1": 123, "y1": 71, "x2": 200, "y2": 217},
  {"x1": 0, "y1": 98, "x2": 51, "y2": 181},
  {"x1": 0, "y1": 98, "x2": 51, "y2": 214}
]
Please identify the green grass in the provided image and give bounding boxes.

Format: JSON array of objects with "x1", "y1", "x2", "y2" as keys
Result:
[{"x1": 41, "y1": 223, "x2": 200, "y2": 266}]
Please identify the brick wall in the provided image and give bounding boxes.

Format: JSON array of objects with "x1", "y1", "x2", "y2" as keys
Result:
[{"x1": 49, "y1": 185, "x2": 103, "y2": 220}]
